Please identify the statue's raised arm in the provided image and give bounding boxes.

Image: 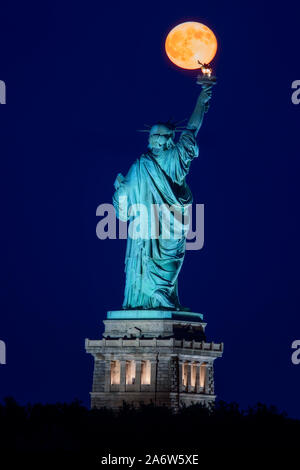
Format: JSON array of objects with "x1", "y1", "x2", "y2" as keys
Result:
[
  {"x1": 149, "y1": 87, "x2": 212, "y2": 185},
  {"x1": 186, "y1": 85, "x2": 213, "y2": 137}
]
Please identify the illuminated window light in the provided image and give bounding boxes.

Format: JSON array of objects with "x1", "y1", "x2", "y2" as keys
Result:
[
  {"x1": 110, "y1": 360, "x2": 120, "y2": 385},
  {"x1": 182, "y1": 362, "x2": 188, "y2": 386},
  {"x1": 126, "y1": 360, "x2": 136, "y2": 385},
  {"x1": 200, "y1": 363, "x2": 207, "y2": 388},
  {"x1": 141, "y1": 360, "x2": 151, "y2": 384},
  {"x1": 191, "y1": 363, "x2": 197, "y2": 387}
]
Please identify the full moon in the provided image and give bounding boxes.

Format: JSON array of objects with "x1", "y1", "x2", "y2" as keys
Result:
[{"x1": 165, "y1": 22, "x2": 217, "y2": 70}]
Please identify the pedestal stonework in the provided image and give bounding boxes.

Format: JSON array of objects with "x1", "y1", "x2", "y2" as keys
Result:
[{"x1": 85, "y1": 310, "x2": 223, "y2": 411}]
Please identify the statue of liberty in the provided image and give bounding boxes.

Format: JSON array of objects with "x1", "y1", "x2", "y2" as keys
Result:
[{"x1": 113, "y1": 86, "x2": 212, "y2": 310}]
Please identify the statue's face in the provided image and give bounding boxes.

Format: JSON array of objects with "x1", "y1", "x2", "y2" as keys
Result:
[{"x1": 148, "y1": 124, "x2": 174, "y2": 154}]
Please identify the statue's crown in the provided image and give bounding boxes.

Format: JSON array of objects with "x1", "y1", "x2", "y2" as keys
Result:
[{"x1": 137, "y1": 118, "x2": 187, "y2": 133}]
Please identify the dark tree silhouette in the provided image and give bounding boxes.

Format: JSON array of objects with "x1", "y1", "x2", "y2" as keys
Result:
[{"x1": 0, "y1": 398, "x2": 298, "y2": 464}]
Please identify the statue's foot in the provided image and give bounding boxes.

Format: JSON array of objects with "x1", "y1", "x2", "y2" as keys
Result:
[{"x1": 175, "y1": 305, "x2": 191, "y2": 312}]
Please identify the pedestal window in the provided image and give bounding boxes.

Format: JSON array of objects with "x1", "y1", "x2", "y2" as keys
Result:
[
  {"x1": 191, "y1": 363, "x2": 197, "y2": 388},
  {"x1": 200, "y1": 363, "x2": 207, "y2": 388},
  {"x1": 182, "y1": 362, "x2": 188, "y2": 387},
  {"x1": 141, "y1": 360, "x2": 151, "y2": 384},
  {"x1": 110, "y1": 360, "x2": 120, "y2": 385},
  {"x1": 126, "y1": 360, "x2": 136, "y2": 385}
]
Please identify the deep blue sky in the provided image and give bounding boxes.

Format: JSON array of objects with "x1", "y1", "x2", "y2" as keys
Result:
[{"x1": 1, "y1": 0, "x2": 300, "y2": 416}]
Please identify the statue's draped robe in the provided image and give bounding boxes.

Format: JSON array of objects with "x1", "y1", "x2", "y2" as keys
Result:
[{"x1": 113, "y1": 130, "x2": 199, "y2": 309}]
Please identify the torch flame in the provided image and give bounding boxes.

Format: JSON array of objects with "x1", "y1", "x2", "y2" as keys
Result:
[{"x1": 200, "y1": 66, "x2": 212, "y2": 77}]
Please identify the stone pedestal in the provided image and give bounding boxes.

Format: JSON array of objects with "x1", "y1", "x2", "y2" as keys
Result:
[{"x1": 85, "y1": 310, "x2": 223, "y2": 411}]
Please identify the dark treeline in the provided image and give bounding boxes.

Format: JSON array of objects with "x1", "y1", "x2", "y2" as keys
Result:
[{"x1": 0, "y1": 398, "x2": 298, "y2": 462}]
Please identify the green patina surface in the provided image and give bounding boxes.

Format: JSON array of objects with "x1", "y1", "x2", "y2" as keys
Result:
[
  {"x1": 107, "y1": 310, "x2": 203, "y2": 321},
  {"x1": 112, "y1": 85, "x2": 212, "y2": 315}
]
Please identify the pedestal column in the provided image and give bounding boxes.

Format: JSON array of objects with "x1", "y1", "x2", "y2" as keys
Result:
[
  {"x1": 195, "y1": 363, "x2": 200, "y2": 393},
  {"x1": 150, "y1": 359, "x2": 157, "y2": 392},
  {"x1": 187, "y1": 362, "x2": 192, "y2": 392},
  {"x1": 134, "y1": 360, "x2": 142, "y2": 392},
  {"x1": 104, "y1": 359, "x2": 111, "y2": 392},
  {"x1": 119, "y1": 360, "x2": 126, "y2": 392},
  {"x1": 179, "y1": 360, "x2": 184, "y2": 392},
  {"x1": 204, "y1": 363, "x2": 210, "y2": 394}
]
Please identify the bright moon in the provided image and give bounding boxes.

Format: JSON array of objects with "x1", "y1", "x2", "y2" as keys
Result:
[{"x1": 165, "y1": 22, "x2": 217, "y2": 70}]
